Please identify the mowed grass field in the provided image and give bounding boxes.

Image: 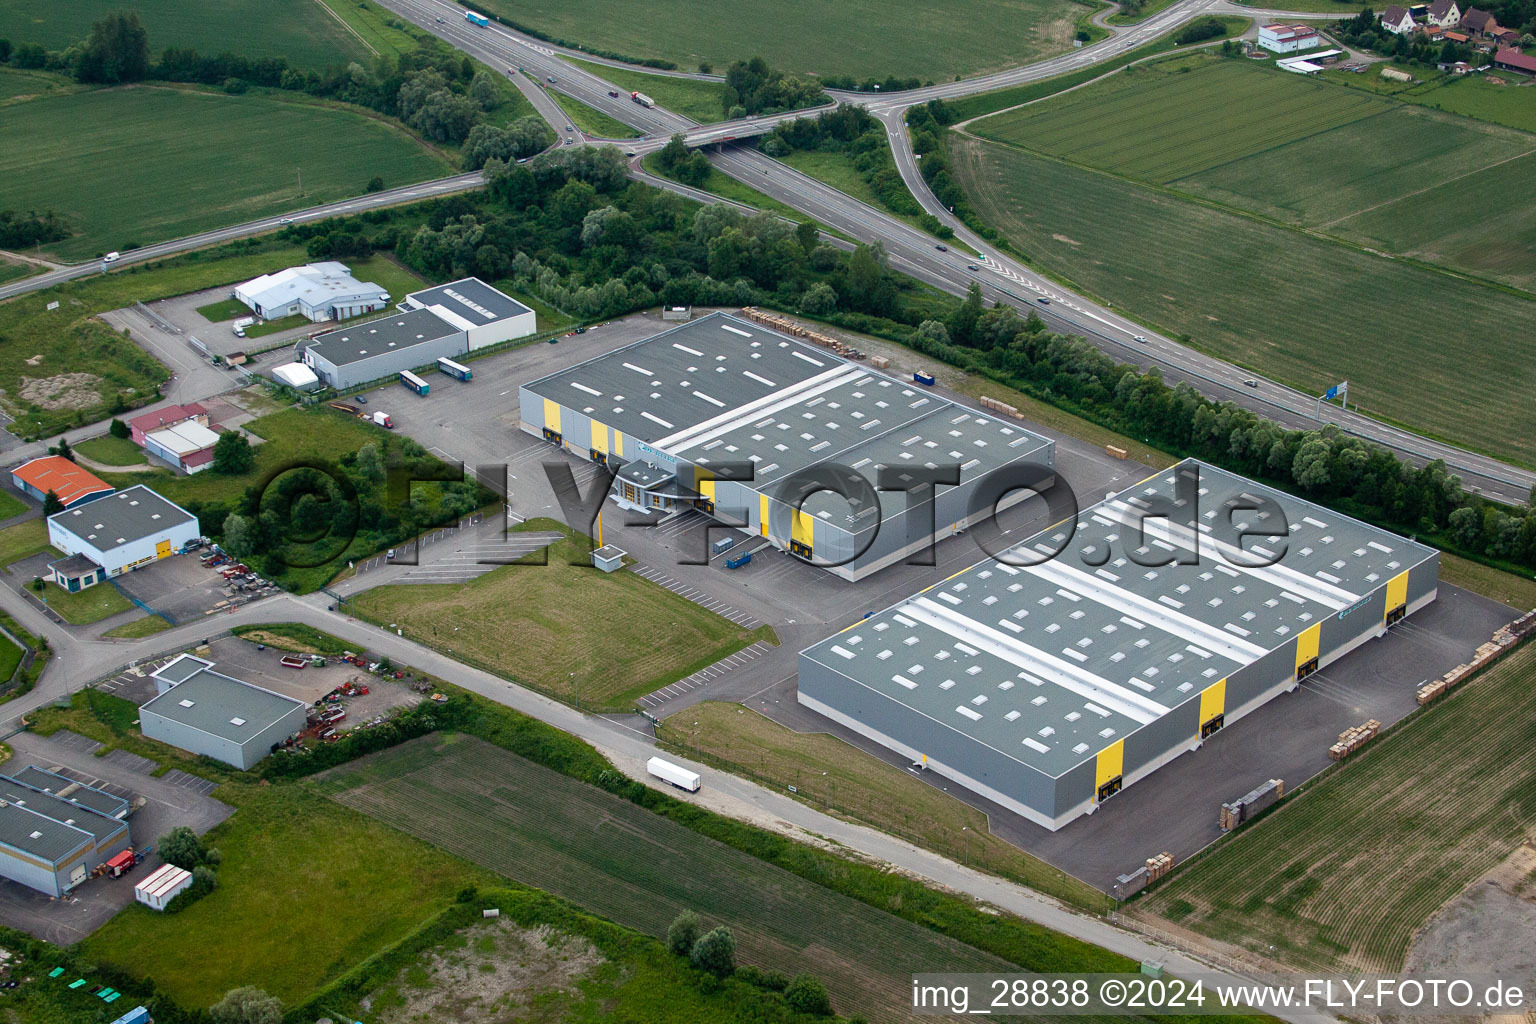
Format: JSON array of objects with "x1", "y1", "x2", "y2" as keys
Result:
[
  {"x1": 479, "y1": 0, "x2": 1081, "y2": 80},
  {"x1": 971, "y1": 56, "x2": 1536, "y2": 291},
  {"x1": 349, "y1": 527, "x2": 769, "y2": 709},
  {"x1": 1141, "y1": 642, "x2": 1536, "y2": 972},
  {"x1": 81, "y1": 784, "x2": 495, "y2": 1007},
  {"x1": 569, "y1": 60, "x2": 729, "y2": 124},
  {"x1": 316, "y1": 733, "x2": 1019, "y2": 1020},
  {"x1": 662, "y1": 703, "x2": 1110, "y2": 911},
  {"x1": 950, "y1": 137, "x2": 1536, "y2": 463},
  {"x1": 0, "y1": 85, "x2": 452, "y2": 260},
  {"x1": 0, "y1": 0, "x2": 372, "y2": 70}
]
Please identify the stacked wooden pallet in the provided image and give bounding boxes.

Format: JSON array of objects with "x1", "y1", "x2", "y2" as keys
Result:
[
  {"x1": 1105, "y1": 444, "x2": 1129, "y2": 459},
  {"x1": 1219, "y1": 778, "x2": 1284, "y2": 831},
  {"x1": 869, "y1": 355, "x2": 890, "y2": 369},
  {"x1": 1417, "y1": 611, "x2": 1536, "y2": 705},
  {"x1": 739, "y1": 307, "x2": 864, "y2": 360},
  {"x1": 1329, "y1": 719, "x2": 1380, "y2": 760},
  {"x1": 1145, "y1": 852, "x2": 1175, "y2": 882},
  {"x1": 978, "y1": 395, "x2": 1024, "y2": 420}
]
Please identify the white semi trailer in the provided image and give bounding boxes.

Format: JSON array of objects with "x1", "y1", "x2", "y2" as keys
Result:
[{"x1": 647, "y1": 756, "x2": 700, "y2": 791}]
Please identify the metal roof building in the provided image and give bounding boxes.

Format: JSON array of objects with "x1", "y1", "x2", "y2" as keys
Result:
[
  {"x1": 140, "y1": 655, "x2": 309, "y2": 770},
  {"x1": 0, "y1": 765, "x2": 132, "y2": 897},
  {"x1": 9, "y1": 456, "x2": 114, "y2": 509},
  {"x1": 233, "y1": 261, "x2": 390, "y2": 323},
  {"x1": 301, "y1": 308, "x2": 465, "y2": 391},
  {"x1": 798, "y1": 460, "x2": 1440, "y2": 829},
  {"x1": 47, "y1": 484, "x2": 200, "y2": 578},
  {"x1": 521, "y1": 312, "x2": 1055, "y2": 580},
  {"x1": 399, "y1": 276, "x2": 537, "y2": 352}
]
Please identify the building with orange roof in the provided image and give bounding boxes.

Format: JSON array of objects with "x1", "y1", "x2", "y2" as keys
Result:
[{"x1": 9, "y1": 456, "x2": 113, "y2": 509}]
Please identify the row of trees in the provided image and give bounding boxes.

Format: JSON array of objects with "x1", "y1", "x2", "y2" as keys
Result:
[
  {"x1": 0, "y1": 209, "x2": 69, "y2": 248},
  {"x1": 667, "y1": 911, "x2": 838, "y2": 1016}
]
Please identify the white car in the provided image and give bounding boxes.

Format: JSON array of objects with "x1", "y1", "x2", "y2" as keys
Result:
[{"x1": 1133, "y1": 335, "x2": 1147, "y2": 343}]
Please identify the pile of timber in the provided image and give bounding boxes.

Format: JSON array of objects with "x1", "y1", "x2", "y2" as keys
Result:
[
  {"x1": 1417, "y1": 608, "x2": 1536, "y2": 705},
  {"x1": 1329, "y1": 719, "x2": 1380, "y2": 760},
  {"x1": 979, "y1": 395, "x2": 1025, "y2": 420},
  {"x1": 869, "y1": 355, "x2": 890, "y2": 369},
  {"x1": 1145, "y1": 852, "x2": 1175, "y2": 882},
  {"x1": 1219, "y1": 778, "x2": 1284, "y2": 831},
  {"x1": 740, "y1": 307, "x2": 864, "y2": 359}
]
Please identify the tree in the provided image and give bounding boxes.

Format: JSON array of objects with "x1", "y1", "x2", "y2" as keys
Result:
[
  {"x1": 210, "y1": 986, "x2": 282, "y2": 1024},
  {"x1": 666, "y1": 909, "x2": 701, "y2": 955},
  {"x1": 0, "y1": 39, "x2": 12, "y2": 64},
  {"x1": 49, "y1": 436, "x2": 73, "y2": 462},
  {"x1": 212, "y1": 431, "x2": 254, "y2": 475},
  {"x1": 689, "y1": 925, "x2": 736, "y2": 977},
  {"x1": 109, "y1": 417, "x2": 130, "y2": 439},
  {"x1": 909, "y1": 319, "x2": 951, "y2": 347},
  {"x1": 41, "y1": 490, "x2": 63, "y2": 516},
  {"x1": 76, "y1": 12, "x2": 150, "y2": 84},
  {"x1": 222, "y1": 513, "x2": 254, "y2": 558},
  {"x1": 365, "y1": 176, "x2": 385, "y2": 193},
  {"x1": 159, "y1": 826, "x2": 206, "y2": 870},
  {"x1": 795, "y1": 220, "x2": 819, "y2": 253},
  {"x1": 355, "y1": 442, "x2": 385, "y2": 485},
  {"x1": 799, "y1": 282, "x2": 837, "y2": 316},
  {"x1": 291, "y1": 493, "x2": 327, "y2": 537},
  {"x1": 947, "y1": 281, "x2": 985, "y2": 344},
  {"x1": 784, "y1": 973, "x2": 833, "y2": 1015},
  {"x1": 468, "y1": 70, "x2": 499, "y2": 110}
]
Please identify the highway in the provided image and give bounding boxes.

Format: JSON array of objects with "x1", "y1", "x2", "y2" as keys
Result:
[{"x1": 2, "y1": 0, "x2": 1528, "y2": 503}]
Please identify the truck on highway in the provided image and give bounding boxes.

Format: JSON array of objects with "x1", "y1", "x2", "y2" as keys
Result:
[
  {"x1": 465, "y1": 10, "x2": 490, "y2": 26},
  {"x1": 372, "y1": 411, "x2": 394, "y2": 429},
  {"x1": 647, "y1": 756, "x2": 700, "y2": 792},
  {"x1": 631, "y1": 91, "x2": 654, "y2": 108}
]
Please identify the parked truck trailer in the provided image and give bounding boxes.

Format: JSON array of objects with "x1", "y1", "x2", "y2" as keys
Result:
[
  {"x1": 466, "y1": 10, "x2": 490, "y2": 26},
  {"x1": 647, "y1": 756, "x2": 700, "y2": 791}
]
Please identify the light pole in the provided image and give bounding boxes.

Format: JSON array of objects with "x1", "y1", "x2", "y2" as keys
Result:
[{"x1": 962, "y1": 826, "x2": 970, "y2": 866}]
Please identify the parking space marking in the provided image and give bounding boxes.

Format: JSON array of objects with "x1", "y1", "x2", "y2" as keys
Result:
[
  {"x1": 627, "y1": 564, "x2": 762, "y2": 628},
  {"x1": 101, "y1": 749, "x2": 156, "y2": 774},
  {"x1": 635, "y1": 641, "x2": 773, "y2": 707},
  {"x1": 162, "y1": 769, "x2": 218, "y2": 796}
]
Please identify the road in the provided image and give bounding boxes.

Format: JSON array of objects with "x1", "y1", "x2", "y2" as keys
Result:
[{"x1": 0, "y1": 582, "x2": 1329, "y2": 1024}]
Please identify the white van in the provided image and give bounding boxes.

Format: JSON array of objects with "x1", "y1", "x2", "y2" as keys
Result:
[{"x1": 102, "y1": 251, "x2": 121, "y2": 265}]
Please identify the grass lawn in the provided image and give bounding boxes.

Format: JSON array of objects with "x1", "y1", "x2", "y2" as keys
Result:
[
  {"x1": 231, "y1": 622, "x2": 354, "y2": 656},
  {"x1": 81, "y1": 783, "x2": 496, "y2": 1007},
  {"x1": 241, "y1": 312, "x2": 310, "y2": 339},
  {"x1": 0, "y1": 67, "x2": 74, "y2": 104},
  {"x1": 0, "y1": 520, "x2": 50, "y2": 568},
  {"x1": 475, "y1": 0, "x2": 1082, "y2": 81},
  {"x1": 101, "y1": 614, "x2": 175, "y2": 639},
  {"x1": 315, "y1": 733, "x2": 1030, "y2": 1021},
  {"x1": 568, "y1": 59, "x2": 730, "y2": 123},
  {"x1": 552, "y1": 91, "x2": 642, "y2": 139},
  {"x1": 0, "y1": 0, "x2": 373, "y2": 70},
  {"x1": 349, "y1": 522, "x2": 771, "y2": 709},
  {"x1": 640, "y1": 153, "x2": 834, "y2": 231},
  {"x1": 194, "y1": 297, "x2": 248, "y2": 322},
  {"x1": 662, "y1": 702, "x2": 1111, "y2": 911},
  {"x1": 0, "y1": 488, "x2": 27, "y2": 521},
  {"x1": 1420, "y1": 72, "x2": 1536, "y2": 134},
  {"x1": 0, "y1": 635, "x2": 22, "y2": 685},
  {"x1": 1142, "y1": 641, "x2": 1536, "y2": 972},
  {"x1": 0, "y1": 257, "x2": 43, "y2": 287},
  {"x1": 35, "y1": 580, "x2": 134, "y2": 624},
  {"x1": 0, "y1": 84, "x2": 453, "y2": 261},
  {"x1": 75, "y1": 433, "x2": 148, "y2": 466},
  {"x1": 1438, "y1": 553, "x2": 1536, "y2": 612},
  {"x1": 946, "y1": 132, "x2": 1536, "y2": 466},
  {"x1": 314, "y1": 0, "x2": 426, "y2": 62},
  {"x1": 776, "y1": 147, "x2": 943, "y2": 237}
]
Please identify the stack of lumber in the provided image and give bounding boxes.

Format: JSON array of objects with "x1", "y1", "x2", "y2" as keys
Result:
[
  {"x1": 1418, "y1": 612, "x2": 1536, "y2": 706},
  {"x1": 1105, "y1": 444, "x2": 1128, "y2": 459},
  {"x1": 1219, "y1": 778, "x2": 1284, "y2": 831},
  {"x1": 978, "y1": 395, "x2": 1024, "y2": 420},
  {"x1": 739, "y1": 308, "x2": 864, "y2": 359},
  {"x1": 1329, "y1": 719, "x2": 1380, "y2": 760},
  {"x1": 1145, "y1": 852, "x2": 1175, "y2": 882}
]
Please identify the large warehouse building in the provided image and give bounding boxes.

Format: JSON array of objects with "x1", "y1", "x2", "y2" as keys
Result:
[
  {"x1": 0, "y1": 765, "x2": 131, "y2": 897},
  {"x1": 300, "y1": 277, "x2": 536, "y2": 390},
  {"x1": 233, "y1": 261, "x2": 389, "y2": 323},
  {"x1": 47, "y1": 485, "x2": 200, "y2": 581},
  {"x1": 798, "y1": 460, "x2": 1440, "y2": 830},
  {"x1": 140, "y1": 655, "x2": 309, "y2": 770},
  {"x1": 519, "y1": 312, "x2": 1055, "y2": 581}
]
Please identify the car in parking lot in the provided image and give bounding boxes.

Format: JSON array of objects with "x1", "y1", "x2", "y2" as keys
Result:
[{"x1": 356, "y1": 394, "x2": 366, "y2": 404}]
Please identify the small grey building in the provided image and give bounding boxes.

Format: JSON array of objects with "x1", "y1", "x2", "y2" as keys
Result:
[
  {"x1": 300, "y1": 308, "x2": 467, "y2": 391},
  {"x1": 0, "y1": 766, "x2": 131, "y2": 897},
  {"x1": 140, "y1": 655, "x2": 309, "y2": 770}
]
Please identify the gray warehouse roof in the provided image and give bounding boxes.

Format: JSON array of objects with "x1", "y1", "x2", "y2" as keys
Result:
[
  {"x1": 50, "y1": 485, "x2": 196, "y2": 550},
  {"x1": 144, "y1": 655, "x2": 307, "y2": 744},
  {"x1": 0, "y1": 769, "x2": 127, "y2": 865},
  {"x1": 304, "y1": 308, "x2": 460, "y2": 367},
  {"x1": 404, "y1": 277, "x2": 532, "y2": 324},
  {"x1": 800, "y1": 460, "x2": 1438, "y2": 778},
  {"x1": 8, "y1": 765, "x2": 129, "y2": 819}
]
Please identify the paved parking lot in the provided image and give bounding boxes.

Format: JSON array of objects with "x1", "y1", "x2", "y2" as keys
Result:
[
  {"x1": 0, "y1": 732, "x2": 232, "y2": 944},
  {"x1": 206, "y1": 635, "x2": 423, "y2": 727},
  {"x1": 115, "y1": 554, "x2": 275, "y2": 626},
  {"x1": 635, "y1": 640, "x2": 775, "y2": 708}
]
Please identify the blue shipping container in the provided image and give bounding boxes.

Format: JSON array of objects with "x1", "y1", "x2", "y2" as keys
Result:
[
  {"x1": 913, "y1": 371, "x2": 935, "y2": 386},
  {"x1": 725, "y1": 551, "x2": 752, "y2": 569}
]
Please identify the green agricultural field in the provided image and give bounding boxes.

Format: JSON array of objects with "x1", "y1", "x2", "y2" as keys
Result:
[
  {"x1": 970, "y1": 56, "x2": 1391, "y2": 183},
  {"x1": 1142, "y1": 642, "x2": 1536, "y2": 972},
  {"x1": 662, "y1": 703, "x2": 1109, "y2": 911},
  {"x1": 81, "y1": 783, "x2": 496, "y2": 1007},
  {"x1": 476, "y1": 0, "x2": 1082, "y2": 81},
  {"x1": 0, "y1": 67, "x2": 70, "y2": 104},
  {"x1": 1422, "y1": 72, "x2": 1536, "y2": 133},
  {"x1": 0, "y1": 0, "x2": 372, "y2": 70},
  {"x1": 316, "y1": 733, "x2": 1019, "y2": 1020},
  {"x1": 349, "y1": 524, "x2": 769, "y2": 708},
  {"x1": 948, "y1": 127, "x2": 1536, "y2": 466},
  {"x1": 0, "y1": 85, "x2": 452, "y2": 261},
  {"x1": 568, "y1": 60, "x2": 730, "y2": 123}
]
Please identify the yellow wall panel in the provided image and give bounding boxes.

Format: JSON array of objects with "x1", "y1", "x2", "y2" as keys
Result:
[
  {"x1": 1295, "y1": 623, "x2": 1322, "y2": 670},
  {"x1": 1199, "y1": 678, "x2": 1226, "y2": 724},
  {"x1": 1095, "y1": 740, "x2": 1124, "y2": 792},
  {"x1": 543, "y1": 399, "x2": 561, "y2": 434},
  {"x1": 590, "y1": 419, "x2": 608, "y2": 455},
  {"x1": 792, "y1": 508, "x2": 813, "y2": 547},
  {"x1": 1385, "y1": 570, "x2": 1409, "y2": 613},
  {"x1": 760, "y1": 494, "x2": 770, "y2": 537},
  {"x1": 699, "y1": 479, "x2": 716, "y2": 501}
]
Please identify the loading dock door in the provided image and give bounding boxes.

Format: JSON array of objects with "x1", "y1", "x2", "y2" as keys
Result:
[
  {"x1": 1384, "y1": 569, "x2": 1409, "y2": 626},
  {"x1": 1295, "y1": 622, "x2": 1321, "y2": 681},
  {"x1": 155, "y1": 539, "x2": 172, "y2": 559},
  {"x1": 1094, "y1": 739, "x2": 1124, "y2": 803},
  {"x1": 1199, "y1": 678, "x2": 1226, "y2": 738}
]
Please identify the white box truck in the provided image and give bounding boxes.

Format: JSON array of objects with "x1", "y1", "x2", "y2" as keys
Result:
[
  {"x1": 372, "y1": 411, "x2": 394, "y2": 429},
  {"x1": 647, "y1": 756, "x2": 700, "y2": 791}
]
